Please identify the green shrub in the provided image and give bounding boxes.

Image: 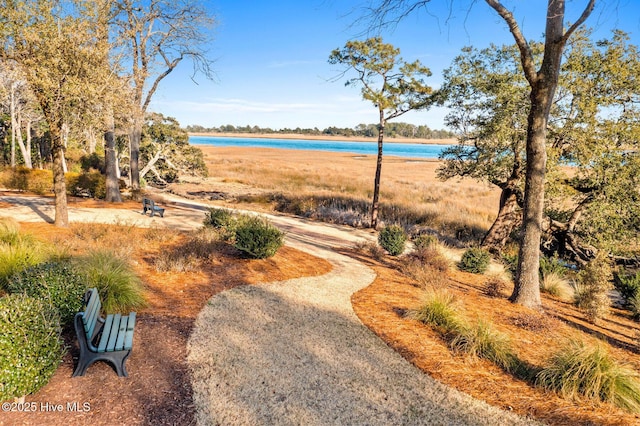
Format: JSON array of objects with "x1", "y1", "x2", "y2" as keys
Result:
[
  {"x1": 66, "y1": 170, "x2": 106, "y2": 199},
  {"x1": 574, "y1": 253, "x2": 613, "y2": 323},
  {"x1": 0, "y1": 219, "x2": 48, "y2": 291},
  {"x1": 614, "y1": 270, "x2": 640, "y2": 305},
  {"x1": 378, "y1": 225, "x2": 407, "y2": 256},
  {"x1": 8, "y1": 261, "x2": 86, "y2": 326},
  {"x1": 459, "y1": 247, "x2": 491, "y2": 274},
  {"x1": 408, "y1": 290, "x2": 466, "y2": 335},
  {"x1": 75, "y1": 250, "x2": 146, "y2": 313},
  {"x1": 234, "y1": 215, "x2": 285, "y2": 259},
  {"x1": 450, "y1": 320, "x2": 518, "y2": 372},
  {"x1": 413, "y1": 234, "x2": 438, "y2": 250},
  {"x1": 0, "y1": 294, "x2": 63, "y2": 401},
  {"x1": 204, "y1": 207, "x2": 236, "y2": 229},
  {"x1": 536, "y1": 339, "x2": 640, "y2": 413}
]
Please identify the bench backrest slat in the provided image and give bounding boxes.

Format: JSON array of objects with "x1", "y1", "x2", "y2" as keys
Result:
[
  {"x1": 106, "y1": 313, "x2": 122, "y2": 352},
  {"x1": 82, "y1": 288, "x2": 101, "y2": 338},
  {"x1": 124, "y1": 312, "x2": 136, "y2": 350},
  {"x1": 115, "y1": 316, "x2": 129, "y2": 351},
  {"x1": 97, "y1": 314, "x2": 114, "y2": 352}
]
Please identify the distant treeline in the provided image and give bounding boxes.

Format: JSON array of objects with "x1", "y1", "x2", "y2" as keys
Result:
[{"x1": 185, "y1": 123, "x2": 454, "y2": 140}]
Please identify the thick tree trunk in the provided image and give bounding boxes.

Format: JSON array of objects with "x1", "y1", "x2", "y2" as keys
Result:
[
  {"x1": 371, "y1": 111, "x2": 385, "y2": 229},
  {"x1": 50, "y1": 126, "x2": 69, "y2": 227},
  {"x1": 510, "y1": 87, "x2": 550, "y2": 308},
  {"x1": 104, "y1": 108, "x2": 122, "y2": 202},
  {"x1": 482, "y1": 187, "x2": 521, "y2": 251}
]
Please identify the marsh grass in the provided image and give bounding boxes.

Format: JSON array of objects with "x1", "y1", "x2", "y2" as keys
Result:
[
  {"x1": 207, "y1": 150, "x2": 499, "y2": 241},
  {"x1": 536, "y1": 339, "x2": 640, "y2": 413},
  {"x1": 76, "y1": 250, "x2": 146, "y2": 313}
]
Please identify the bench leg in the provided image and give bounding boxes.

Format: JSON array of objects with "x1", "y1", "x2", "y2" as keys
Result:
[{"x1": 73, "y1": 349, "x2": 131, "y2": 378}]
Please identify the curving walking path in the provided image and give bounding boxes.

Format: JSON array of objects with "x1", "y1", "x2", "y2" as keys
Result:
[
  {"x1": 0, "y1": 193, "x2": 536, "y2": 425},
  {"x1": 184, "y1": 208, "x2": 536, "y2": 425}
]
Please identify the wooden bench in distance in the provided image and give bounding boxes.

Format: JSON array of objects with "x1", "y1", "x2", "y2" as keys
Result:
[
  {"x1": 73, "y1": 288, "x2": 136, "y2": 377},
  {"x1": 142, "y1": 197, "x2": 165, "y2": 217}
]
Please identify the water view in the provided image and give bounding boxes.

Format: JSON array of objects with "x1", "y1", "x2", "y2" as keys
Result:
[{"x1": 189, "y1": 136, "x2": 452, "y2": 159}]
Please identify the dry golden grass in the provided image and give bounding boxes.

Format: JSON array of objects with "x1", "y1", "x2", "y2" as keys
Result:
[{"x1": 185, "y1": 147, "x2": 500, "y2": 242}]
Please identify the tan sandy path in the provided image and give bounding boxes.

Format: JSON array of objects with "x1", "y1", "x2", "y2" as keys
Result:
[{"x1": 0, "y1": 193, "x2": 537, "y2": 425}]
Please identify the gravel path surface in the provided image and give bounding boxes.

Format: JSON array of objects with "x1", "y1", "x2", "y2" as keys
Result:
[{"x1": 186, "y1": 208, "x2": 538, "y2": 425}]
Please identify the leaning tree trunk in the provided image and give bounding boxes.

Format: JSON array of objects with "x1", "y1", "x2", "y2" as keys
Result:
[
  {"x1": 482, "y1": 186, "x2": 521, "y2": 251},
  {"x1": 371, "y1": 111, "x2": 385, "y2": 230}
]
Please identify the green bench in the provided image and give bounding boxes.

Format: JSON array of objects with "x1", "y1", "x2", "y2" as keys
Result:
[
  {"x1": 142, "y1": 197, "x2": 165, "y2": 217},
  {"x1": 73, "y1": 288, "x2": 136, "y2": 377}
]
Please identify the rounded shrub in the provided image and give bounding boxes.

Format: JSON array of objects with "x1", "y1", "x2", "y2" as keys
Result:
[
  {"x1": 204, "y1": 207, "x2": 236, "y2": 230},
  {"x1": 378, "y1": 225, "x2": 407, "y2": 256},
  {"x1": 75, "y1": 250, "x2": 146, "y2": 313},
  {"x1": 0, "y1": 294, "x2": 63, "y2": 401},
  {"x1": 8, "y1": 261, "x2": 86, "y2": 327},
  {"x1": 459, "y1": 247, "x2": 491, "y2": 274},
  {"x1": 234, "y1": 216, "x2": 284, "y2": 259}
]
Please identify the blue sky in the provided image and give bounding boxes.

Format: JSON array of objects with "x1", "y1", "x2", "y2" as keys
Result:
[{"x1": 149, "y1": 0, "x2": 640, "y2": 131}]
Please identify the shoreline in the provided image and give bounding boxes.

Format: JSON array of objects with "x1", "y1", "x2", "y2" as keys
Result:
[{"x1": 189, "y1": 132, "x2": 456, "y2": 145}]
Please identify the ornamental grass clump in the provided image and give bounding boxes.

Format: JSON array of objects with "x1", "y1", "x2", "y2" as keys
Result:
[
  {"x1": 8, "y1": 261, "x2": 86, "y2": 327},
  {"x1": 407, "y1": 289, "x2": 466, "y2": 336},
  {"x1": 459, "y1": 247, "x2": 491, "y2": 274},
  {"x1": 76, "y1": 250, "x2": 145, "y2": 313},
  {"x1": 378, "y1": 224, "x2": 406, "y2": 256},
  {"x1": 0, "y1": 294, "x2": 63, "y2": 402},
  {"x1": 234, "y1": 215, "x2": 284, "y2": 259},
  {"x1": 536, "y1": 339, "x2": 640, "y2": 413},
  {"x1": 450, "y1": 320, "x2": 519, "y2": 373}
]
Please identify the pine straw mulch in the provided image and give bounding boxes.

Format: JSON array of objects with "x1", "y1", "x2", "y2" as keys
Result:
[
  {"x1": 1, "y1": 221, "x2": 332, "y2": 426},
  {"x1": 349, "y1": 250, "x2": 640, "y2": 426}
]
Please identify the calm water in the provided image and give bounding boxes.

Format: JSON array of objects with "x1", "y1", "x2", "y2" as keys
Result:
[{"x1": 189, "y1": 136, "x2": 452, "y2": 159}]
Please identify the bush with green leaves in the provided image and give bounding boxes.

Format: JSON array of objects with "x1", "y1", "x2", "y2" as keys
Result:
[
  {"x1": 8, "y1": 261, "x2": 85, "y2": 326},
  {"x1": 75, "y1": 250, "x2": 146, "y2": 313},
  {"x1": 459, "y1": 247, "x2": 491, "y2": 274},
  {"x1": 204, "y1": 208, "x2": 237, "y2": 230},
  {"x1": 378, "y1": 225, "x2": 406, "y2": 256},
  {"x1": 234, "y1": 215, "x2": 284, "y2": 259},
  {"x1": 536, "y1": 339, "x2": 640, "y2": 413},
  {"x1": 0, "y1": 294, "x2": 63, "y2": 401},
  {"x1": 614, "y1": 270, "x2": 640, "y2": 306}
]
